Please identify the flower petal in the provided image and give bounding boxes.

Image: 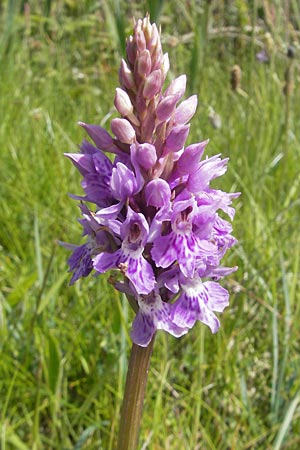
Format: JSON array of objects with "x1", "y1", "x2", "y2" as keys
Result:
[
  {"x1": 131, "y1": 293, "x2": 188, "y2": 347},
  {"x1": 170, "y1": 279, "x2": 229, "y2": 333}
]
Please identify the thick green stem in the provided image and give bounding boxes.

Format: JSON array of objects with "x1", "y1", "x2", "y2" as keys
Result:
[{"x1": 117, "y1": 336, "x2": 155, "y2": 450}]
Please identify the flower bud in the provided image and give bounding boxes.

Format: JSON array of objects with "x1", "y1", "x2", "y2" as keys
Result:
[
  {"x1": 174, "y1": 95, "x2": 198, "y2": 125},
  {"x1": 110, "y1": 162, "x2": 138, "y2": 200},
  {"x1": 145, "y1": 179, "x2": 171, "y2": 207},
  {"x1": 156, "y1": 95, "x2": 178, "y2": 122},
  {"x1": 143, "y1": 69, "x2": 162, "y2": 99},
  {"x1": 111, "y1": 118, "x2": 136, "y2": 144},
  {"x1": 149, "y1": 23, "x2": 159, "y2": 53},
  {"x1": 114, "y1": 89, "x2": 140, "y2": 127},
  {"x1": 142, "y1": 15, "x2": 152, "y2": 41},
  {"x1": 126, "y1": 36, "x2": 136, "y2": 66},
  {"x1": 151, "y1": 41, "x2": 163, "y2": 70},
  {"x1": 165, "y1": 124, "x2": 190, "y2": 152},
  {"x1": 135, "y1": 21, "x2": 146, "y2": 51},
  {"x1": 165, "y1": 74, "x2": 186, "y2": 100},
  {"x1": 114, "y1": 88, "x2": 133, "y2": 117},
  {"x1": 119, "y1": 59, "x2": 135, "y2": 90},
  {"x1": 135, "y1": 143, "x2": 157, "y2": 170},
  {"x1": 136, "y1": 49, "x2": 151, "y2": 77}
]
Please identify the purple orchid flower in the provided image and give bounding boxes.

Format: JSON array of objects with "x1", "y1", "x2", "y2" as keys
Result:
[{"x1": 93, "y1": 207, "x2": 155, "y2": 295}]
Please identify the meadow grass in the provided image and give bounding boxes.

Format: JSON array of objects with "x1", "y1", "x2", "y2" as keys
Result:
[{"x1": 0, "y1": 1, "x2": 300, "y2": 449}]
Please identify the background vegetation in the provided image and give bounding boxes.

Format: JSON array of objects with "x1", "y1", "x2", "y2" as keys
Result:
[{"x1": 0, "y1": 1, "x2": 300, "y2": 448}]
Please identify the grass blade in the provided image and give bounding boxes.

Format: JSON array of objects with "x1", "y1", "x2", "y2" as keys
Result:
[{"x1": 273, "y1": 392, "x2": 300, "y2": 450}]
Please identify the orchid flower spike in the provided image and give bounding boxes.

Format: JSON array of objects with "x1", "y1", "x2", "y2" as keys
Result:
[{"x1": 63, "y1": 15, "x2": 239, "y2": 347}]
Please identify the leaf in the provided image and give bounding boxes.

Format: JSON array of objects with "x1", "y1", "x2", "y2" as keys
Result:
[
  {"x1": 47, "y1": 332, "x2": 61, "y2": 395},
  {"x1": 273, "y1": 392, "x2": 300, "y2": 450},
  {"x1": 73, "y1": 425, "x2": 99, "y2": 450},
  {"x1": 6, "y1": 433, "x2": 30, "y2": 450},
  {"x1": 7, "y1": 272, "x2": 37, "y2": 306},
  {"x1": 37, "y1": 272, "x2": 68, "y2": 315}
]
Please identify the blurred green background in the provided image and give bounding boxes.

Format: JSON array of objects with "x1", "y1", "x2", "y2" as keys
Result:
[{"x1": 0, "y1": 1, "x2": 299, "y2": 449}]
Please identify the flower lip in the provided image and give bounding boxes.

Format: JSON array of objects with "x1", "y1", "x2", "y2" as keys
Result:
[
  {"x1": 128, "y1": 222, "x2": 142, "y2": 247},
  {"x1": 174, "y1": 206, "x2": 193, "y2": 234}
]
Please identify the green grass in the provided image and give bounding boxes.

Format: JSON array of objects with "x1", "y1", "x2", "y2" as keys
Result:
[{"x1": 0, "y1": 1, "x2": 300, "y2": 449}]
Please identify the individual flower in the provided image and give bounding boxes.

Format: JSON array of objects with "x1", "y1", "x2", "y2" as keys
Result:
[
  {"x1": 151, "y1": 193, "x2": 219, "y2": 278},
  {"x1": 93, "y1": 207, "x2": 155, "y2": 295}
]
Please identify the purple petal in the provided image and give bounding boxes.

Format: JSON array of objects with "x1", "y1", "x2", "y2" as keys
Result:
[
  {"x1": 125, "y1": 255, "x2": 155, "y2": 295},
  {"x1": 171, "y1": 279, "x2": 229, "y2": 333},
  {"x1": 131, "y1": 293, "x2": 188, "y2": 347},
  {"x1": 110, "y1": 162, "x2": 138, "y2": 201},
  {"x1": 67, "y1": 243, "x2": 93, "y2": 285},
  {"x1": 176, "y1": 140, "x2": 208, "y2": 176},
  {"x1": 64, "y1": 153, "x2": 94, "y2": 176},
  {"x1": 93, "y1": 151, "x2": 113, "y2": 176},
  {"x1": 165, "y1": 125, "x2": 190, "y2": 153},
  {"x1": 95, "y1": 202, "x2": 123, "y2": 224},
  {"x1": 79, "y1": 139, "x2": 99, "y2": 155},
  {"x1": 203, "y1": 281, "x2": 229, "y2": 312},
  {"x1": 131, "y1": 309, "x2": 155, "y2": 347},
  {"x1": 151, "y1": 233, "x2": 178, "y2": 269},
  {"x1": 145, "y1": 179, "x2": 171, "y2": 207},
  {"x1": 202, "y1": 265, "x2": 238, "y2": 280},
  {"x1": 81, "y1": 174, "x2": 112, "y2": 206},
  {"x1": 79, "y1": 122, "x2": 115, "y2": 151},
  {"x1": 93, "y1": 249, "x2": 122, "y2": 273},
  {"x1": 188, "y1": 155, "x2": 228, "y2": 192}
]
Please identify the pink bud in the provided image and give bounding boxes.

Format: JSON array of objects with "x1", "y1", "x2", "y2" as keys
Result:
[
  {"x1": 135, "y1": 29, "x2": 146, "y2": 51},
  {"x1": 165, "y1": 75, "x2": 186, "y2": 100},
  {"x1": 149, "y1": 24, "x2": 159, "y2": 53},
  {"x1": 151, "y1": 40, "x2": 163, "y2": 70},
  {"x1": 119, "y1": 59, "x2": 135, "y2": 90},
  {"x1": 175, "y1": 95, "x2": 198, "y2": 125},
  {"x1": 165, "y1": 125, "x2": 190, "y2": 152},
  {"x1": 78, "y1": 122, "x2": 113, "y2": 151},
  {"x1": 135, "y1": 143, "x2": 157, "y2": 170},
  {"x1": 126, "y1": 36, "x2": 136, "y2": 66},
  {"x1": 114, "y1": 88, "x2": 133, "y2": 117},
  {"x1": 136, "y1": 49, "x2": 151, "y2": 77},
  {"x1": 142, "y1": 16, "x2": 152, "y2": 40},
  {"x1": 156, "y1": 95, "x2": 178, "y2": 122},
  {"x1": 176, "y1": 140, "x2": 209, "y2": 175},
  {"x1": 143, "y1": 69, "x2": 162, "y2": 99},
  {"x1": 111, "y1": 118, "x2": 136, "y2": 144}
]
